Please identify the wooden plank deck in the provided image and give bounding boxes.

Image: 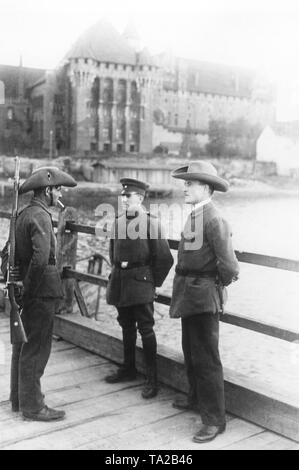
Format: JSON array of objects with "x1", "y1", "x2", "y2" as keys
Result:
[
  {"x1": 53, "y1": 313, "x2": 299, "y2": 441},
  {"x1": 0, "y1": 316, "x2": 297, "y2": 450}
]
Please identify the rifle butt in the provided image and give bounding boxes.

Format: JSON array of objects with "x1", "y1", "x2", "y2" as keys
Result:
[{"x1": 10, "y1": 305, "x2": 28, "y2": 344}]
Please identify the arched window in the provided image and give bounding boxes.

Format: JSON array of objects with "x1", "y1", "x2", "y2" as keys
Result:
[
  {"x1": 131, "y1": 81, "x2": 138, "y2": 104},
  {"x1": 103, "y1": 78, "x2": 113, "y2": 103},
  {"x1": 7, "y1": 107, "x2": 14, "y2": 120},
  {"x1": 117, "y1": 79, "x2": 126, "y2": 104}
]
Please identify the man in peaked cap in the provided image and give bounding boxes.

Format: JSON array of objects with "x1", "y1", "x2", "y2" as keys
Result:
[
  {"x1": 10, "y1": 166, "x2": 77, "y2": 421},
  {"x1": 105, "y1": 177, "x2": 173, "y2": 399},
  {"x1": 170, "y1": 161, "x2": 239, "y2": 443}
]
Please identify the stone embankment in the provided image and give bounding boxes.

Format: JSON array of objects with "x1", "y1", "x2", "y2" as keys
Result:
[{"x1": 1, "y1": 154, "x2": 299, "y2": 205}]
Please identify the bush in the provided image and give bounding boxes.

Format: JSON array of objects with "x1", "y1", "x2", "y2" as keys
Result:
[
  {"x1": 206, "y1": 119, "x2": 262, "y2": 159},
  {"x1": 153, "y1": 145, "x2": 168, "y2": 154}
]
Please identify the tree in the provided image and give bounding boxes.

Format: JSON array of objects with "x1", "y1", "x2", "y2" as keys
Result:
[
  {"x1": 206, "y1": 118, "x2": 263, "y2": 159},
  {"x1": 206, "y1": 119, "x2": 227, "y2": 157}
]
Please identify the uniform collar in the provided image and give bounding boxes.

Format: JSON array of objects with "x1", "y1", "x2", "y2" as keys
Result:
[
  {"x1": 192, "y1": 197, "x2": 212, "y2": 214},
  {"x1": 30, "y1": 197, "x2": 52, "y2": 216}
]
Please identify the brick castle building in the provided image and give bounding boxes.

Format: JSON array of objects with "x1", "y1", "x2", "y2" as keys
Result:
[{"x1": 0, "y1": 19, "x2": 275, "y2": 155}]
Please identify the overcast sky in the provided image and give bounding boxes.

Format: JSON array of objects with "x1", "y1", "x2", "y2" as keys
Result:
[{"x1": 1, "y1": 0, "x2": 299, "y2": 118}]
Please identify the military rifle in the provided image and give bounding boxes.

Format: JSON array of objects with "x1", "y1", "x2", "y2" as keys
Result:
[{"x1": 6, "y1": 156, "x2": 28, "y2": 344}]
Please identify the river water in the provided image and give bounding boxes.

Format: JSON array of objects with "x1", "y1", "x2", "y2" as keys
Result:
[{"x1": 167, "y1": 189, "x2": 299, "y2": 333}]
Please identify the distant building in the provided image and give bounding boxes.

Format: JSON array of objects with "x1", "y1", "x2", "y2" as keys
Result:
[
  {"x1": 0, "y1": 62, "x2": 45, "y2": 154},
  {"x1": 0, "y1": 20, "x2": 275, "y2": 156},
  {"x1": 256, "y1": 124, "x2": 299, "y2": 176}
]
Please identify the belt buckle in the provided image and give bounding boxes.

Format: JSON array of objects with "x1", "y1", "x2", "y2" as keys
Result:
[{"x1": 120, "y1": 261, "x2": 128, "y2": 269}]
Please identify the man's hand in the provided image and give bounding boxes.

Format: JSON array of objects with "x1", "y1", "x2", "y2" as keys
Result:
[{"x1": 9, "y1": 266, "x2": 22, "y2": 283}]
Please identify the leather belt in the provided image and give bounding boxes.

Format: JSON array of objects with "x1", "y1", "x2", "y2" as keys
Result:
[
  {"x1": 175, "y1": 266, "x2": 217, "y2": 278},
  {"x1": 115, "y1": 261, "x2": 149, "y2": 270}
]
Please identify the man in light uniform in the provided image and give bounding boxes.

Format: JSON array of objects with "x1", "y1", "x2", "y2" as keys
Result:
[{"x1": 170, "y1": 161, "x2": 239, "y2": 443}]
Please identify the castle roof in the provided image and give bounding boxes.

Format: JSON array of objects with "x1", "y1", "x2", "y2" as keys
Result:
[
  {"x1": 65, "y1": 19, "x2": 137, "y2": 65},
  {"x1": 0, "y1": 64, "x2": 45, "y2": 99},
  {"x1": 160, "y1": 56, "x2": 255, "y2": 98},
  {"x1": 181, "y1": 58, "x2": 253, "y2": 98}
]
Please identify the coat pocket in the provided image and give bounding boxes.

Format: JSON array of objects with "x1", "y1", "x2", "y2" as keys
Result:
[
  {"x1": 184, "y1": 277, "x2": 221, "y2": 314},
  {"x1": 134, "y1": 269, "x2": 154, "y2": 283},
  {"x1": 119, "y1": 266, "x2": 155, "y2": 307},
  {"x1": 35, "y1": 266, "x2": 64, "y2": 298}
]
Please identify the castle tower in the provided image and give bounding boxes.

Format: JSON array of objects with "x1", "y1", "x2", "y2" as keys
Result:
[
  {"x1": 137, "y1": 48, "x2": 160, "y2": 153},
  {"x1": 63, "y1": 19, "x2": 157, "y2": 154}
]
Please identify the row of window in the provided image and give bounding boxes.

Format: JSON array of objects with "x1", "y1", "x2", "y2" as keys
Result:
[
  {"x1": 98, "y1": 143, "x2": 136, "y2": 153},
  {"x1": 101, "y1": 128, "x2": 137, "y2": 140},
  {"x1": 74, "y1": 58, "x2": 153, "y2": 72},
  {"x1": 3, "y1": 106, "x2": 32, "y2": 121}
]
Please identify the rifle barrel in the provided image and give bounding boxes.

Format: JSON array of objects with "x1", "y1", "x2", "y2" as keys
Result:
[{"x1": 7, "y1": 157, "x2": 27, "y2": 344}]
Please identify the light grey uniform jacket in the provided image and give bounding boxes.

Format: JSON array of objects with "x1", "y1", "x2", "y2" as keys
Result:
[{"x1": 170, "y1": 201, "x2": 239, "y2": 318}]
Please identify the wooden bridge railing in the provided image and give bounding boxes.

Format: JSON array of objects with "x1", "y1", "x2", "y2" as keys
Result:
[{"x1": 1, "y1": 209, "x2": 299, "y2": 343}]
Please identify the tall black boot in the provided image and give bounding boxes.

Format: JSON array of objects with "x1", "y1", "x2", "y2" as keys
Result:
[
  {"x1": 105, "y1": 327, "x2": 137, "y2": 383},
  {"x1": 141, "y1": 333, "x2": 158, "y2": 399},
  {"x1": 123, "y1": 327, "x2": 137, "y2": 372}
]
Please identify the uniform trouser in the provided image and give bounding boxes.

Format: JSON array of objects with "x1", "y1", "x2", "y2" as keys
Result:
[
  {"x1": 181, "y1": 313, "x2": 226, "y2": 427},
  {"x1": 10, "y1": 298, "x2": 58, "y2": 413},
  {"x1": 117, "y1": 303, "x2": 157, "y2": 376}
]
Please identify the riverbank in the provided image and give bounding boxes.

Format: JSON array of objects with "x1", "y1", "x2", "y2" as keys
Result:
[
  {"x1": 0, "y1": 175, "x2": 298, "y2": 210},
  {"x1": 1, "y1": 154, "x2": 299, "y2": 200}
]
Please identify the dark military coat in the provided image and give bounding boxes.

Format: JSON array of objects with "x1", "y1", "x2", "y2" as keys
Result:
[
  {"x1": 106, "y1": 209, "x2": 173, "y2": 307},
  {"x1": 15, "y1": 197, "x2": 64, "y2": 299},
  {"x1": 170, "y1": 201, "x2": 239, "y2": 318}
]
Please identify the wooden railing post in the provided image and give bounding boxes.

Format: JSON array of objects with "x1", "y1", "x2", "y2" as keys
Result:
[
  {"x1": 56, "y1": 207, "x2": 78, "y2": 313},
  {"x1": 87, "y1": 253, "x2": 110, "y2": 320}
]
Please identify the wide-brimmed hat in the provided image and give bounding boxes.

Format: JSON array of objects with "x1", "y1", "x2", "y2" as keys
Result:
[
  {"x1": 171, "y1": 160, "x2": 229, "y2": 192},
  {"x1": 19, "y1": 166, "x2": 77, "y2": 194},
  {"x1": 120, "y1": 178, "x2": 149, "y2": 196}
]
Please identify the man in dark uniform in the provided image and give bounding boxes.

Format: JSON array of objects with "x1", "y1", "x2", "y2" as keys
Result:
[
  {"x1": 105, "y1": 178, "x2": 173, "y2": 399},
  {"x1": 170, "y1": 161, "x2": 239, "y2": 443},
  {"x1": 10, "y1": 166, "x2": 77, "y2": 421}
]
